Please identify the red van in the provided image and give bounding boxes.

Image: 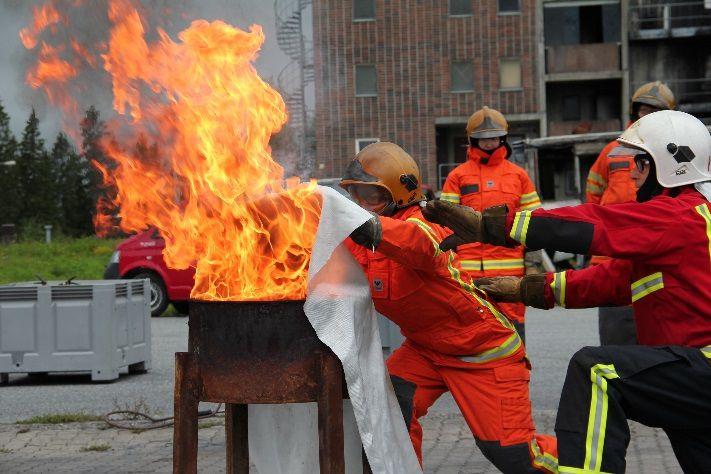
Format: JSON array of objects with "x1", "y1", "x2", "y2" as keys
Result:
[{"x1": 103, "y1": 228, "x2": 194, "y2": 316}]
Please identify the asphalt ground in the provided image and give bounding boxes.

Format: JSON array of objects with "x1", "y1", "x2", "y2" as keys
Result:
[
  {"x1": 0, "y1": 307, "x2": 685, "y2": 472},
  {"x1": 0, "y1": 307, "x2": 594, "y2": 422}
]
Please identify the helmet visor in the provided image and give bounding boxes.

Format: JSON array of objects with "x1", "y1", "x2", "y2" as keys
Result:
[
  {"x1": 347, "y1": 184, "x2": 393, "y2": 214},
  {"x1": 608, "y1": 145, "x2": 648, "y2": 158}
]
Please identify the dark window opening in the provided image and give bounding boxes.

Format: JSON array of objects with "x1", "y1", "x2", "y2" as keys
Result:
[
  {"x1": 544, "y1": 3, "x2": 620, "y2": 45},
  {"x1": 563, "y1": 96, "x2": 581, "y2": 121},
  {"x1": 450, "y1": 62, "x2": 474, "y2": 92},
  {"x1": 449, "y1": 0, "x2": 471, "y2": 16},
  {"x1": 355, "y1": 65, "x2": 377, "y2": 96},
  {"x1": 354, "y1": 0, "x2": 375, "y2": 20},
  {"x1": 499, "y1": 0, "x2": 520, "y2": 13}
]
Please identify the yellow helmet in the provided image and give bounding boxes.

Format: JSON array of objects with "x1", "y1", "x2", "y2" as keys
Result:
[
  {"x1": 630, "y1": 81, "x2": 676, "y2": 119},
  {"x1": 340, "y1": 142, "x2": 425, "y2": 211},
  {"x1": 466, "y1": 106, "x2": 509, "y2": 139}
]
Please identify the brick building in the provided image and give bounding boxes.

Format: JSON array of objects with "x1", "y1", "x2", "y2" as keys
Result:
[{"x1": 312, "y1": 0, "x2": 542, "y2": 189}]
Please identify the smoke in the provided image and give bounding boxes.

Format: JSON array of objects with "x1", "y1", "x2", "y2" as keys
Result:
[{"x1": 0, "y1": 0, "x2": 291, "y2": 137}]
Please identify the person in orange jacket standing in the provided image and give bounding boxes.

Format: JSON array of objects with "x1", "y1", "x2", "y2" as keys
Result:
[
  {"x1": 441, "y1": 107, "x2": 541, "y2": 341},
  {"x1": 585, "y1": 81, "x2": 676, "y2": 346},
  {"x1": 342, "y1": 142, "x2": 557, "y2": 472}
]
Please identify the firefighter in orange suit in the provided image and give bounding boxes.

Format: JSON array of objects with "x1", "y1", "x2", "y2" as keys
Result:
[
  {"x1": 441, "y1": 107, "x2": 541, "y2": 342},
  {"x1": 585, "y1": 81, "x2": 676, "y2": 346},
  {"x1": 341, "y1": 142, "x2": 557, "y2": 473}
]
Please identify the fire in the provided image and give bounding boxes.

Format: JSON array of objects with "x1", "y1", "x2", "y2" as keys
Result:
[
  {"x1": 19, "y1": 2, "x2": 62, "y2": 50},
  {"x1": 22, "y1": 0, "x2": 322, "y2": 301}
]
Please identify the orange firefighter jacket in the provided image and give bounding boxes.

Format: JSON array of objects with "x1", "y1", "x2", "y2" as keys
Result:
[
  {"x1": 585, "y1": 139, "x2": 637, "y2": 265},
  {"x1": 585, "y1": 140, "x2": 637, "y2": 206},
  {"x1": 345, "y1": 205, "x2": 524, "y2": 368},
  {"x1": 441, "y1": 146, "x2": 541, "y2": 321}
]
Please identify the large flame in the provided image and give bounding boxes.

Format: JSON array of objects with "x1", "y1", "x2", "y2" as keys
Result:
[{"x1": 22, "y1": 0, "x2": 322, "y2": 301}]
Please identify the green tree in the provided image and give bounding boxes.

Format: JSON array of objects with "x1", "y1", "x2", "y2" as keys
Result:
[
  {"x1": 80, "y1": 106, "x2": 108, "y2": 198},
  {"x1": 54, "y1": 133, "x2": 93, "y2": 236},
  {"x1": 0, "y1": 100, "x2": 18, "y2": 225},
  {"x1": 16, "y1": 109, "x2": 58, "y2": 232}
]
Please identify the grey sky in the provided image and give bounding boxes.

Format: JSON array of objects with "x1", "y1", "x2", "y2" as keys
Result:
[{"x1": 0, "y1": 0, "x2": 298, "y2": 140}]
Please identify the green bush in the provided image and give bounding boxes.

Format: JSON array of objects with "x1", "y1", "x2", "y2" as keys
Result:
[{"x1": 0, "y1": 237, "x2": 121, "y2": 284}]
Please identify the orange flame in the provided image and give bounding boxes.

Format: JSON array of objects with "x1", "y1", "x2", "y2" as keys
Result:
[
  {"x1": 19, "y1": 2, "x2": 62, "y2": 49},
  {"x1": 22, "y1": 0, "x2": 322, "y2": 301}
]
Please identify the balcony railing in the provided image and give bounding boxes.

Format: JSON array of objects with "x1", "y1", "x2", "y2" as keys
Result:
[
  {"x1": 545, "y1": 43, "x2": 621, "y2": 75},
  {"x1": 547, "y1": 119, "x2": 622, "y2": 137},
  {"x1": 629, "y1": 1, "x2": 711, "y2": 38}
]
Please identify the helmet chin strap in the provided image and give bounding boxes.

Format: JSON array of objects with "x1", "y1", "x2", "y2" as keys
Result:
[
  {"x1": 636, "y1": 160, "x2": 664, "y2": 203},
  {"x1": 378, "y1": 199, "x2": 425, "y2": 217},
  {"x1": 379, "y1": 201, "x2": 397, "y2": 217}
]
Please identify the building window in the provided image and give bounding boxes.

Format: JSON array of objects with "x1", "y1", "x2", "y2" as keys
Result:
[
  {"x1": 498, "y1": 0, "x2": 520, "y2": 13},
  {"x1": 355, "y1": 65, "x2": 377, "y2": 96},
  {"x1": 449, "y1": 0, "x2": 471, "y2": 16},
  {"x1": 500, "y1": 59, "x2": 522, "y2": 89},
  {"x1": 450, "y1": 61, "x2": 474, "y2": 93},
  {"x1": 355, "y1": 138, "x2": 379, "y2": 153},
  {"x1": 353, "y1": 0, "x2": 375, "y2": 21},
  {"x1": 544, "y1": 3, "x2": 621, "y2": 46},
  {"x1": 563, "y1": 95, "x2": 581, "y2": 121}
]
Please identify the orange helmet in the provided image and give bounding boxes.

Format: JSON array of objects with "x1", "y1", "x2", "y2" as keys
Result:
[
  {"x1": 630, "y1": 81, "x2": 676, "y2": 119},
  {"x1": 466, "y1": 106, "x2": 509, "y2": 139},
  {"x1": 340, "y1": 142, "x2": 425, "y2": 213}
]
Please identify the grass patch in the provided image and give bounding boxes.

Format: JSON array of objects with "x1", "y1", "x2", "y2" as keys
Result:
[
  {"x1": 0, "y1": 448, "x2": 10, "y2": 454},
  {"x1": 0, "y1": 237, "x2": 121, "y2": 284},
  {"x1": 80, "y1": 443, "x2": 111, "y2": 452},
  {"x1": 198, "y1": 420, "x2": 223, "y2": 430},
  {"x1": 16, "y1": 413, "x2": 103, "y2": 425}
]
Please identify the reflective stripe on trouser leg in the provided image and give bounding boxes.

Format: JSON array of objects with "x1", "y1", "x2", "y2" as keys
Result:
[
  {"x1": 583, "y1": 364, "x2": 619, "y2": 471},
  {"x1": 556, "y1": 347, "x2": 628, "y2": 474}
]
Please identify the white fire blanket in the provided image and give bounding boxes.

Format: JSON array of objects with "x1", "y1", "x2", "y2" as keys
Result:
[{"x1": 248, "y1": 185, "x2": 421, "y2": 473}]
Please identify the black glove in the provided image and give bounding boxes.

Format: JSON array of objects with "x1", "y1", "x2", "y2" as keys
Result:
[{"x1": 350, "y1": 215, "x2": 382, "y2": 249}]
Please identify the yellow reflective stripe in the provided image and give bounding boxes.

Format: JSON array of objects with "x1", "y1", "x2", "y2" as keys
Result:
[
  {"x1": 584, "y1": 364, "x2": 619, "y2": 472},
  {"x1": 560, "y1": 466, "x2": 613, "y2": 474},
  {"x1": 701, "y1": 346, "x2": 711, "y2": 359},
  {"x1": 482, "y1": 258, "x2": 524, "y2": 271},
  {"x1": 519, "y1": 201, "x2": 542, "y2": 211},
  {"x1": 630, "y1": 272, "x2": 664, "y2": 303},
  {"x1": 550, "y1": 271, "x2": 567, "y2": 307},
  {"x1": 440, "y1": 192, "x2": 460, "y2": 203},
  {"x1": 406, "y1": 217, "x2": 442, "y2": 257},
  {"x1": 519, "y1": 191, "x2": 540, "y2": 204},
  {"x1": 459, "y1": 259, "x2": 481, "y2": 271},
  {"x1": 530, "y1": 438, "x2": 559, "y2": 473},
  {"x1": 586, "y1": 182, "x2": 604, "y2": 195},
  {"x1": 510, "y1": 210, "x2": 532, "y2": 245},
  {"x1": 458, "y1": 333, "x2": 521, "y2": 364},
  {"x1": 444, "y1": 253, "x2": 517, "y2": 331},
  {"x1": 588, "y1": 171, "x2": 606, "y2": 187},
  {"x1": 695, "y1": 203, "x2": 711, "y2": 266}
]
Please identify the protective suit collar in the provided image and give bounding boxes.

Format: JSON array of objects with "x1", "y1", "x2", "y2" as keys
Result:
[{"x1": 467, "y1": 145, "x2": 508, "y2": 166}]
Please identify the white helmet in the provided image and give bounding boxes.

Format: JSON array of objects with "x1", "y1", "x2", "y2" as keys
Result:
[{"x1": 616, "y1": 110, "x2": 711, "y2": 188}]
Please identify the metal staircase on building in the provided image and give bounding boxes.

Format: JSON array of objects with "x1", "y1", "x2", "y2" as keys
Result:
[{"x1": 274, "y1": 0, "x2": 314, "y2": 175}]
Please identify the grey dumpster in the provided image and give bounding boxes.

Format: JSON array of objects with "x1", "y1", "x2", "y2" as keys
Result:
[{"x1": 0, "y1": 279, "x2": 151, "y2": 382}]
